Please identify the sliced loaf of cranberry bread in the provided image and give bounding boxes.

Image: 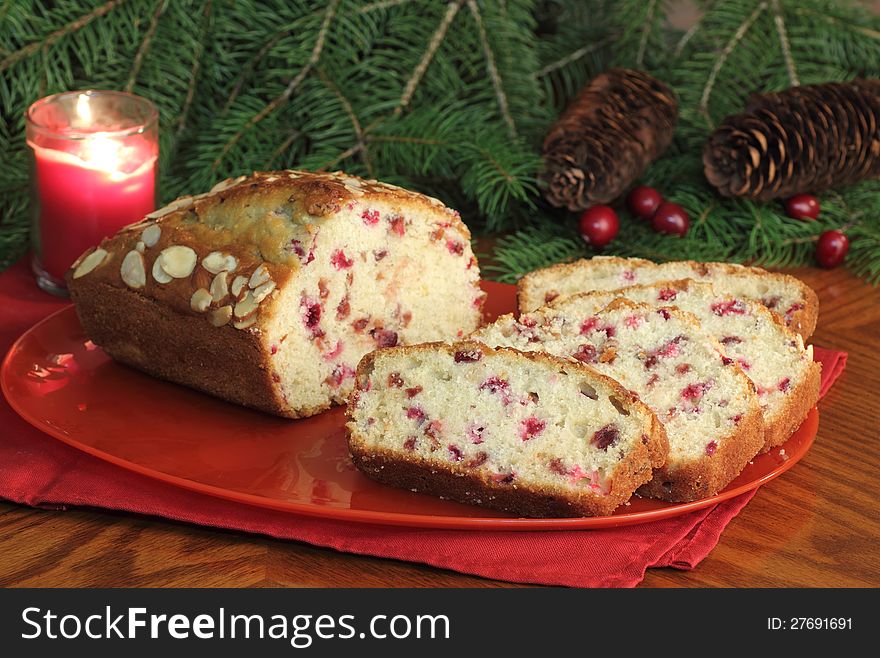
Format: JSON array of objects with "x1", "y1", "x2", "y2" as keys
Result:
[
  {"x1": 472, "y1": 299, "x2": 765, "y2": 502},
  {"x1": 347, "y1": 341, "x2": 668, "y2": 517},
  {"x1": 517, "y1": 256, "x2": 818, "y2": 338},
  {"x1": 67, "y1": 170, "x2": 484, "y2": 418},
  {"x1": 545, "y1": 280, "x2": 821, "y2": 452}
]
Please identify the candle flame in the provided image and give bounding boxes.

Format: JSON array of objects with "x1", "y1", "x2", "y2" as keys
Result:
[
  {"x1": 25, "y1": 91, "x2": 155, "y2": 180},
  {"x1": 83, "y1": 136, "x2": 123, "y2": 176},
  {"x1": 74, "y1": 94, "x2": 124, "y2": 176},
  {"x1": 75, "y1": 93, "x2": 92, "y2": 126}
]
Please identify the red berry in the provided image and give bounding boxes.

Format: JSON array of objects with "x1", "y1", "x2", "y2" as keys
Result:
[
  {"x1": 453, "y1": 349, "x2": 482, "y2": 363},
  {"x1": 682, "y1": 382, "x2": 709, "y2": 400},
  {"x1": 816, "y1": 230, "x2": 849, "y2": 268},
  {"x1": 520, "y1": 417, "x2": 546, "y2": 441},
  {"x1": 591, "y1": 424, "x2": 620, "y2": 451},
  {"x1": 372, "y1": 329, "x2": 398, "y2": 347},
  {"x1": 572, "y1": 344, "x2": 598, "y2": 364},
  {"x1": 711, "y1": 299, "x2": 747, "y2": 316},
  {"x1": 651, "y1": 202, "x2": 690, "y2": 236},
  {"x1": 406, "y1": 406, "x2": 426, "y2": 423},
  {"x1": 578, "y1": 205, "x2": 619, "y2": 248},
  {"x1": 626, "y1": 185, "x2": 663, "y2": 220},
  {"x1": 785, "y1": 194, "x2": 820, "y2": 220},
  {"x1": 330, "y1": 249, "x2": 353, "y2": 270}
]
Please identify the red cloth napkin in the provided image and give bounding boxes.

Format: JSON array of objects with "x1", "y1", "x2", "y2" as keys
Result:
[{"x1": 0, "y1": 258, "x2": 847, "y2": 587}]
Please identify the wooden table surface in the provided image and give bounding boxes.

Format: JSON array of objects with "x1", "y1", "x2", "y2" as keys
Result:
[{"x1": 1, "y1": 265, "x2": 878, "y2": 587}]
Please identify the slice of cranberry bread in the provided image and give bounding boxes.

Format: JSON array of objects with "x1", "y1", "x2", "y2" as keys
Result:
[
  {"x1": 347, "y1": 341, "x2": 668, "y2": 517},
  {"x1": 545, "y1": 280, "x2": 821, "y2": 452},
  {"x1": 67, "y1": 170, "x2": 484, "y2": 418},
  {"x1": 517, "y1": 256, "x2": 818, "y2": 338},
  {"x1": 472, "y1": 299, "x2": 765, "y2": 502}
]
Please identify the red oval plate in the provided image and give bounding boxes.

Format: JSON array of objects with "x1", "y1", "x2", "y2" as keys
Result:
[{"x1": 1, "y1": 281, "x2": 817, "y2": 530}]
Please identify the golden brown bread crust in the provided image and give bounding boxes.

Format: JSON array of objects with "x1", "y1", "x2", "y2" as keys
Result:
[
  {"x1": 67, "y1": 170, "x2": 472, "y2": 334},
  {"x1": 478, "y1": 297, "x2": 767, "y2": 504},
  {"x1": 752, "y1": 300, "x2": 822, "y2": 453},
  {"x1": 760, "y1": 358, "x2": 821, "y2": 453},
  {"x1": 604, "y1": 299, "x2": 766, "y2": 502},
  {"x1": 65, "y1": 169, "x2": 477, "y2": 418},
  {"x1": 516, "y1": 256, "x2": 653, "y2": 313},
  {"x1": 66, "y1": 171, "x2": 478, "y2": 418},
  {"x1": 544, "y1": 278, "x2": 820, "y2": 453},
  {"x1": 517, "y1": 256, "x2": 819, "y2": 338},
  {"x1": 68, "y1": 218, "x2": 292, "y2": 332},
  {"x1": 68, "y1": 279, "x2": 327, "y2": 418},
  {"x1": 347, "y1": 341, "x2": 669, "y2": 518},
  {"x1": 350, "y1": 339, "x2": 669, "y2": 470},
  {"x1": 351, "y1": 447, "x2": 641, "y2": 518},
  {"x1": 789, "y1": 289, "x2": 819, "y2": 340},
  {"x1": 698, "y1": 260, "x2": 819, "y2": 339},
  {"x1": 636, "y1": 399, "x2": 765, "y2": 502}
]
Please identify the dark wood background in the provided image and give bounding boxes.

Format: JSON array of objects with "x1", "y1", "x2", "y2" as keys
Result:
[{"x1": 1, "y1": 265, "x2": 878, "y2": 587}]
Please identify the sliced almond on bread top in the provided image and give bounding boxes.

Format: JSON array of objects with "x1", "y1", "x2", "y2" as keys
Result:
[
  {"x1": 347, "y1": 341, "x2": 668, "y2": 518},
  {"x1": 517, "y1": 256, "x2": 819, "y2": 338},
  {"x1": 543, "y1": 280, "x2": 821, "y2": 452},
  {"x1": 472, "y1": 299, "x2": 765, "y2": 502},
  {"x1": 67, "y1": 170, "x2": 484, "y2": 419}
]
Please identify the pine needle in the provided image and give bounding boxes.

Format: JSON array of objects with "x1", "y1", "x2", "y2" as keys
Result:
[
  {"x1": 1, "y1": 0, "x2": 879, "y2": 284},
  {"x1": 211, "y1": 0, "x2": 339, "y2": 172},
  {"x1": 0, "y1": 0, "x2": 126, "y2": 72},
  {"x1": 125, "y1": 0, "x2": 167, "y2": 92}
]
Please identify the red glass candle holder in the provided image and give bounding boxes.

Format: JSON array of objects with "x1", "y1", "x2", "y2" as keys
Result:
[{"x1": 26, "y1": 90, "x2": 158, "y2": 296}]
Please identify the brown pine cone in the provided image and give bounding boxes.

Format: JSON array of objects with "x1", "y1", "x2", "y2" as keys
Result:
[
  {"x1": 541, "y1": 68, "x2": 678, "y2": 211},
  {"x1": 703, "y1": 79, "x2": 880, "y2": 200}
]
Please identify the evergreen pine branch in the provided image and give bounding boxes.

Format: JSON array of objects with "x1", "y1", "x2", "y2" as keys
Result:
[
  {"x1": 771, "y1": 0, "x2": 799, "y2": 86},
  {"x1": 674, "y1": 1, "x2": 714, "y2": 57},
  {"x1": 698, "y1": 1, "x2": 768, "y2": 127},
  {"x1": 0, "y1": 0, "x2": 125, "y2": 73},
  {"x1": 269, "y1": 129, "x2": 302, "y2": 168},
  {"x1": 532, "y1": 1, "x2": 617, "y2": 118},
  {"x1": 357, "y1": 0, "x2": 415, "y2": 13},
  {"x1": 391, "y1": 0, "x2": 463, "y2": 118},
  {"x1": 463, "y1": 0, "x2": 548, "y2": 139},
  {"x1": 606, "y1": 0, "x2": 670, "y2": 71},
  {"x1": 535, "y1": 36, "x2": 614, "y2": 79},
  {"x1": 467, "y1": 0, "x2": 517, "y2": 138},
  {"x1": 2, "y1": 0, "x2": 880, "y2": 286},
  {"x1": 125, "y1": 0, "x2": 167, "y2": 92},
  {"x1": 848, "y1": 221, "x2": 880, "y2": 285},
  {"x1": 792, "y1": 5, "x2": 880, "y2": 40},
  {"x1": 636, "y1": 0, "x2": 659, "y2": 67},
  {"x1": 319, "y1": 143, "x2": 364, "y2": 172},
  {"x1": 316, "y1": 67, "x2": 373, "y2": 176},
  {"x1": 0, "y1": 2, "x2": 13, "y2": 41},
  {"x1": 211, "y1": 0, "x2": 339, "y2": 172},
  {"x1": 487, "y1": 222, "x2": 584, "y2": 283},
  {"x1": 222, "y1": 28, "x2": 290, "y2": 113},
  {"x1": 175, "y1": 0, "x2": 212, "y2": 137}
]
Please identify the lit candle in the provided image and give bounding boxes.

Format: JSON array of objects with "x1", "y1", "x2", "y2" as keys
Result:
[{"x1": 26, "y1": 90, "x2": 158, "y2": 295}]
